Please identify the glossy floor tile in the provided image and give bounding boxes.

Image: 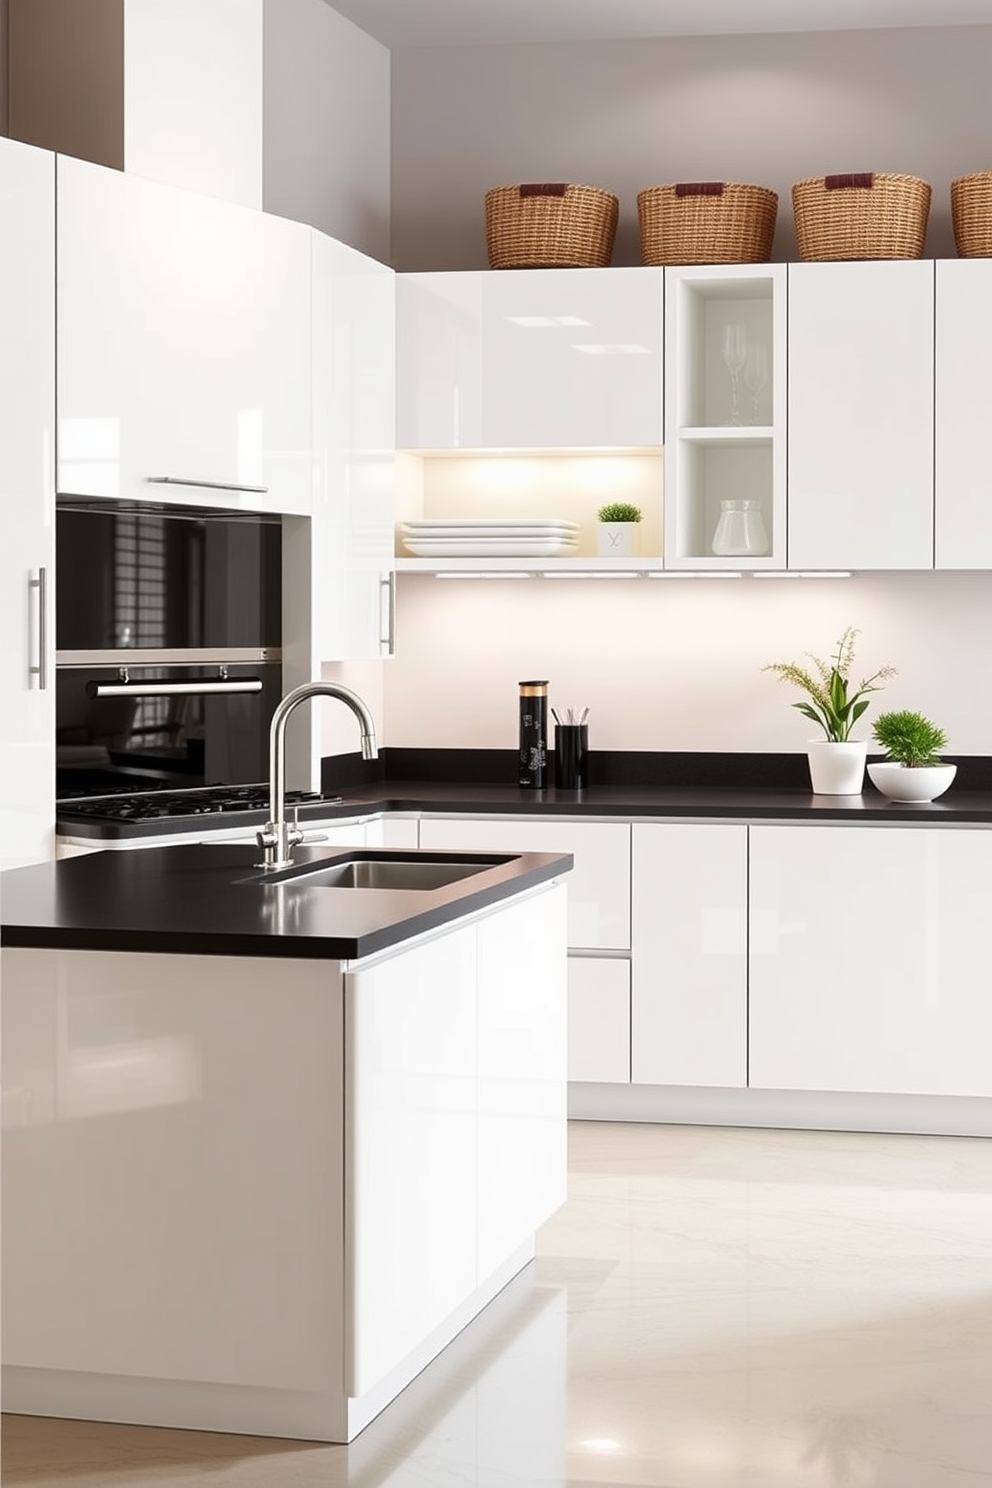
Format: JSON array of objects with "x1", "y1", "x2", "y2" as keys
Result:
[{"x1": 4, "y1": 1120, "x2": 992, "y2": 1486}]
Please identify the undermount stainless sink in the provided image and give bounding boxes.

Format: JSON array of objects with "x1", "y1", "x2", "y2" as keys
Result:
[{"x1": 244, "y1": 852, "x2": 517, "y2": 890}]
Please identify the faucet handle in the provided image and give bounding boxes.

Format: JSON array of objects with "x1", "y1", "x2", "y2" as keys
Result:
[{"x1": 288, "y1": 805, "x2": 305, "y2": 849}]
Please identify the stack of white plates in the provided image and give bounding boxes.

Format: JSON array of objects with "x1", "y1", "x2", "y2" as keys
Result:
[{"x1": 400, "y1": 518, "x2": 580, "y2": 558}]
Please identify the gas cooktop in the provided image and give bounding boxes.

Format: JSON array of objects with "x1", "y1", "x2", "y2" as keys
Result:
[{"x1": 56, "y1": 784, "x2": 341, "y2": 825}]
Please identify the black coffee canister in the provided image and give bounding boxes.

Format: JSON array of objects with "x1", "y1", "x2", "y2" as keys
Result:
[{"x1": 518, "y1": 680, "x2": 548, "y2": 788}]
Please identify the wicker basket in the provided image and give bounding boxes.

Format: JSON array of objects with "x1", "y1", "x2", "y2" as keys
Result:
[
  {"x1": 951, "y1": 172, "x2": 992, "y2": 257},
  {"x1": 636, "y1": 182, "x2": 778, "y2": 265},
  {"x1": 484, "y1": 183, "x2": 619, "y2": 269},
  {"x1": 791, "y1": 172, "x2": 931, "y2": 260}
]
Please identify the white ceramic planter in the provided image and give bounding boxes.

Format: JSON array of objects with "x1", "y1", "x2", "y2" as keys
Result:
[
  {"x1": 596, "y1": 522, "x2": 638, "y2": 557},
  {"x1": 806, "y1": 739, "x2": 868, "y2": 795},
  {"x1": 867, "y1": 761, "x2": 957, "y2": 803}
]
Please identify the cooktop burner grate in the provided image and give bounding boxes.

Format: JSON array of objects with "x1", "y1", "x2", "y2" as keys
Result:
[{"x1": 56, "y1": 785, "x2": 336, "y2": 823}]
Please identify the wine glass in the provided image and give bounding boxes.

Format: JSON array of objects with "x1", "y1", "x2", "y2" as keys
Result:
[
  {"x1": 744, "y1": 343, "x2": 769, "y2": 426},
  {"x1": 721, "y1": 323, "x2": 747, "y2": 426}
]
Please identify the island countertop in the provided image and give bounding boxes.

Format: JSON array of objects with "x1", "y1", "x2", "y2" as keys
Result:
[{"x1": 0, "y1": 843, "x2": 573, "y2": 960}]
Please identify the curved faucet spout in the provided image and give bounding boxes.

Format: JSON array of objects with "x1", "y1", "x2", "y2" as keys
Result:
[{"x1": 256, "y1": 681, "x2": 378, "y2": 870}]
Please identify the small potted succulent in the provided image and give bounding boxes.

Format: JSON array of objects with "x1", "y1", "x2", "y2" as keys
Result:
[
  {"x1": 867, "y1": 710, "x2": 956, "y2": 802},
  {"x1": 763, "y1": 626, "x2": 896, "y2": 795},
  {"x1": 596, "y1": 501, "x2": 642, "y2": 557}
]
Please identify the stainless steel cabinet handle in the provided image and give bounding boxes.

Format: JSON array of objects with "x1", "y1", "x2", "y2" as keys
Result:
[
  {"x1": 146, "y1": 476, "x2": 270, "y2": 495},
  {"x1": 379, "y1": 571, "x2": 396, "y2": 655},
  {"x1": 28, "y1": 568, "x2": 47, "y2": 690}
]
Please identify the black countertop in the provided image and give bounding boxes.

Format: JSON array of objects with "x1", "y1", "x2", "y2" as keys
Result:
[
  {"x1": 316, "y1": 778, "x2": 992, "y2": 824},
  {"x1": 56, "y1": 748, "x2": 992, "y2": 840},
  {"x1": 0, "y1": 843, "x2": 572, "y2": 960}
]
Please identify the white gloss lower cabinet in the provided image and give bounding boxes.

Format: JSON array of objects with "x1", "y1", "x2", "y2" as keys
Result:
[
  {"x1": 0, "y1": 138, "x2": 55, "y2": 870},
  {"x1": 630, "y1": 823, "x2": 747, "y2": 1087},
  {"x1": 749, "y1": 825, "x2": 992, "y2": 1098},
  {"x1": 787, "y1": 261, "x2": 934, "y2": 570},
  {"x1": 417, "y1": 816, "x2": 630, "y2": 950},
  {"x1": 344, "y1": 885, "x2": 567, "y2": 1396},
  {"x1": 567, "y1": 957, "x2": 631, "y2": 1083},
  {"x1": 345, "y1": 918, "x2": 479, "y2": 1397}
]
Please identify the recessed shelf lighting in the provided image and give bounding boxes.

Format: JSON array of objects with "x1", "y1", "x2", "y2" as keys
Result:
[
  {"x1": 648, "y1": 570, "x2": 743, "y2": 579},
  {"x1": 751, "y1": 570, "x2": 853, "y2": 579}
]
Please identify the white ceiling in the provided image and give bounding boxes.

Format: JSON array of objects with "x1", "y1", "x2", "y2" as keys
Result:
[{"x1": 327, "y1": 0, "x2": 992, "y2": 49}]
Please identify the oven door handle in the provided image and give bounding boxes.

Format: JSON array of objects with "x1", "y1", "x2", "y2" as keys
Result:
[{"x1": 146, "y1": 476, "x2": 270, "y2": 495}]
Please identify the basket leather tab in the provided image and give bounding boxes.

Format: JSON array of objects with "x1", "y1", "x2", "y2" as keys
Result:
[
  {"x1": 519, "y1": 183, "x2": 569, "y2": 198},
  {"x1": 674, "y1": 181, "x2": 725, "y2": 197},
  {"x1": 824, "y1": 172, "x2": 875, "y2": 190}
]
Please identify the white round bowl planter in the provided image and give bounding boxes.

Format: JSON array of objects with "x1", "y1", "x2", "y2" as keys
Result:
[{"x1": 866, "y1": 761, "x2": 957, "y2": 803}]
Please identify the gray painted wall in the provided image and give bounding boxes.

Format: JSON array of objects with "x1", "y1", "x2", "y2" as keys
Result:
[
  {"x1": 390, "y1": 24, "x2": 992, "y2": 270},
  {"x1": 264, "y1": 0, "x2": 390, "y2": 262}
]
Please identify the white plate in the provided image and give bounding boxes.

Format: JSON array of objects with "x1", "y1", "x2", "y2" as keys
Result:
[
  {"x1": 401, "y1": 525, "x2": 579, "y2": 540},
  {"x1": 401, "y1": 517, "x2": 579, "y2": 532},
  {"x1": 403, "y1": 538, "x2": 580, "y2": 558}
]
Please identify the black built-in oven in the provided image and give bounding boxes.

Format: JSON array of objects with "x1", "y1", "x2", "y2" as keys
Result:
[{"x1": 55, "y1": 504, "x2": 283, "y2": 800}]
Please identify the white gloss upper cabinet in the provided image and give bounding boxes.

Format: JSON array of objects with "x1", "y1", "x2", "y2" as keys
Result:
[
  {"x1": 0, "y1": 139, "x2": 55, "y2": 870},
  {"x1": 481, "y1": 268, "x2": 663, "y2": 448},
  {"x1": 310, "y1": 232, "x2": 395, "y2": 661},
  {"x1": 935, "y1": 260, "x2": 992, "y2": 569},
  {"x1": 630, "y1": 823, "x2": 747, "y2": 1087},
  {"x1": 396, "y1": 273, "x2": 484, "y2": 449},
  {"x1": 56, "y1": 155, "x2": 311, "y2": 515},
  {"x1": 749, "y1": 824, "x2": 992, "y2": 1098},
  {"x1": 396, "y1": 269, "x2": 663, "y2": 449},
  {"x1": 787, "y1": 261, "x2": 934, "y2": 570}
]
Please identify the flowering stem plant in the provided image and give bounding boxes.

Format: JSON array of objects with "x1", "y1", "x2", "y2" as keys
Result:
[{"x1": 763, "y1": 627, "x2": 896, "y2": 743}]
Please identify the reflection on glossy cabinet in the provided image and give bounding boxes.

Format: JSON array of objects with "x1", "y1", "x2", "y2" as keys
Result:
[
  {"x1": 630, "y1": 823, "x2": 747, "y2": 1087},
  {"x1": 749, "y1": 824, "x2": 992, "y2": 1097},
  {"x1": 935, "y1": 259, "x2": 992, "y2": 569},
  {"x1": 57, "y1": 156, "x2": 312, "y2": 514},
  {"x1": 567, "y1": 957, "x2": 631, "y2": 1083},
  {"x1": 787, "y1": 261, "x2": 934, "y2": 570},
  {"x1": 0, "y1": 139, "x2": 55, "y2": 869},
  {"x1": 396, "y1": 268, "x2": 663, "y2": 450},
  {"x1": 418, "y1": 816, "x2": 631, "y2": 949}
]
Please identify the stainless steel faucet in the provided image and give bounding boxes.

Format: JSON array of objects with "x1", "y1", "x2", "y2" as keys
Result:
[{"x1": 255, "y1": 681, "x2": 378, "y2": 870}]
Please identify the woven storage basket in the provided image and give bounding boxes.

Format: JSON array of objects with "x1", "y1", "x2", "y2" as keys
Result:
[
  {"x1": 484, "y1": 183, "x2": 619, "y2": 269},
  {"x1": 792, "y1": 172, "x2": 931, "y2": 260},
  {"x1": 951, "y1": 172, "x2": 992, "y2": 257},
  {"x1": 636, "y1": 181, "x2": 778, "y2": 265}
]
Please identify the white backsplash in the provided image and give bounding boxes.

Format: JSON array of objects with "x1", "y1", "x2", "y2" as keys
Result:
[{"x1": 377, "y1": 571, "x2": 992, "y2": 756}]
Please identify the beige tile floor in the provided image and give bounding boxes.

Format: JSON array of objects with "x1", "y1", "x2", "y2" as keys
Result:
[{"x1": 4, "y1": 1119, "x2": 992, "y2": 1486}]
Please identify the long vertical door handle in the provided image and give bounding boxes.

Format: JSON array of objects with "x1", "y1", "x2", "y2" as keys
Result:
[
  {"x1": 28, "y1": 567, "x2": 48, "y2": 690},
  {"x1": 379, "y1": 571, "x2": 396, "y2": 656}
]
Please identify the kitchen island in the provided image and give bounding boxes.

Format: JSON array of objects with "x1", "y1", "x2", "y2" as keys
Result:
[{"x1": 0, "y1": 841, "x2": 572, "y2": 1442}]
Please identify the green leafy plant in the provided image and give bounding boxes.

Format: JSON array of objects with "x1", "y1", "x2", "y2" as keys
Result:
[
  {"x1": 763, "y1": 626, "x2": 896, "y2": 743},
  {"x1": 596, "y1": 501, "x2": 642, "y2": 523},
  {"x1": 871, "y1": 709, "x2": 948, "y2": 767}
]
